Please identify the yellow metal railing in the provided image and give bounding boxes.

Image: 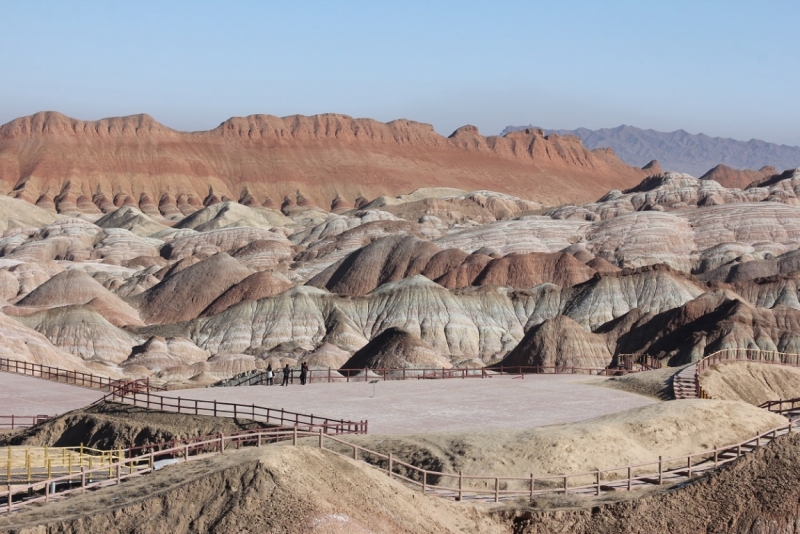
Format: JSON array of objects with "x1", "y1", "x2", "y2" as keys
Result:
[{"x1": 2, "y1": 445, "x2": 129, "y2": 483}]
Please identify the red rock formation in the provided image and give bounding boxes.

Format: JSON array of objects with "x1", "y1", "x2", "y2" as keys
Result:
[
  {"x1": 201, "y1": 271, "x2": 293, "y2": 317},
  {"x1": 0, "y1": 111, "x2": 649, "y2": 211},
  {"x1": 472, "y1": 252, "x2": 596, "y2": 289},
  {"x1": 700, "y1": 164, "x2": 776, "y2": 189},
  {"x1": 134, "y1": 253, "x2": 252, "y2": 324},
  {"x1": 308, "y1": 235, "x2": 441, "y2": 296}
]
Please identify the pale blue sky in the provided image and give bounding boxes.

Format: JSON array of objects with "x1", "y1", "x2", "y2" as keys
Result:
[{"x1": 1, "y1": 1, "x2": 798, "y2": 144}]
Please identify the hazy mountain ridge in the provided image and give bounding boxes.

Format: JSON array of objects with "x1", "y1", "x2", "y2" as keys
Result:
[{"x1": 501, "y1": 124, "x2": 800, "y2": 177}]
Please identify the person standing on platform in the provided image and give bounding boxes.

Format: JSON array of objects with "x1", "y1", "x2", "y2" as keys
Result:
[
  {"x1": 282, "y1": 364, "x2": 291, "y2": 386},
  {"x1": 266, "y1": 364, "x2": 274, "y2": 386},
  {"x1": 300, "y1": 362, "x2": 308, "y2": 385}
]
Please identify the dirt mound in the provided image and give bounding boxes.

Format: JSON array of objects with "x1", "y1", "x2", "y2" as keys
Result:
[
  {"x1": 307, "y1": 234, "x2": 442, "y2": 296},
  {"x1": 135, "y1": 253, "x2": 253, "y2": 324},
  {"x1": 342, "y1": 326, "x2": 452, "y2": 369},
  {"x1": 201, "y1": 271, "x2": 293, "y2": 317},
  {"x1": 14, "y1": 305, "x2": 139, "y2": 363},
  {"x1": 602, "y1": 365, "x2": 684, "y2": 400},
  {"x1": 499, "y1": 315, "x2": 612, "y2": 370},
  {"x1": 17, "y1": 269, "x2": 140, "y2": 322},
  {"x1": 350, "y1": 399, "x2": 786, "y2": 483},
  {"x1": 229, "y1": 239, "x2": 294, "y2": 271},
  {"x1": 699, "y1": 361, "x2": 800, "y2": 405},
  {"x1": 7, "y1": 427, "x2": 800, "y2": 534},
  {"x1": 511, "y1": 431, "x2": 800, "y2": 534},
  {"x1": 0, "y1": 444, "x2": 503, "y2": 534},
  {"x1": 302, "y1": 342, "x2": 351, "y2": 369},
  {"x1": 472, "y1": 252, "x2": 596, "y2": 289},
  {"x1": 0, "y1": 401, "x2": 274, "y2": 450},
  {"x1": 0, "y1": 312, "x2": 93, "y2": 371}
]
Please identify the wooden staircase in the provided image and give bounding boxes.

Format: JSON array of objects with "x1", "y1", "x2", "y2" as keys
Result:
[{"x1": 672, "y1": 364, "x2": 698, "y2": 399}]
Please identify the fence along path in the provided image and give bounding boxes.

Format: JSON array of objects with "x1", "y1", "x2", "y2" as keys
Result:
[
  {"x1": 0, "y1": 415, "x2": 51, "y2": 430},
  {"x1": 216, "y1": 363, "x2": 649, "y2": 387},
  {"x1": 103, "y1": 380, "x2": 367, "y2": 435},
  {"x1": 0, "y1": 358, "x2": 121, "y2": 391},
  {"x1": 3, "y1": 413, "x2": 797, "y2": 513},
  {"x1": 691, "y1": 348, "x2": 800, "y2": 399}
]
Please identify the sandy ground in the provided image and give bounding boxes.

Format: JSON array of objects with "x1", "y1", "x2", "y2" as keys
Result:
[
  {"x1": 5, "y1": 430, "x2": 800, "y2": 533},
  {"x1": 0, "y1": 373, "x2": 104, "y2": 417},
  {"x1": 700, "y1": 361, "x2": 800, "y2": 405},
  {"x1": 345, "y1": 399, "x2": 787, "y2": 488},
  {"x1": 601, "y1": 365, "x2": 685, "y2": 400},
  {"x1": 170, "y1": 375, "x2": 655, "y2": 435}
]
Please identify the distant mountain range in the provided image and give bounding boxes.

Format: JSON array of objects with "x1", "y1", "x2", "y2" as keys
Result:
[{"x1": 501, "y1": 124, "x2": 800, "y2": 178}]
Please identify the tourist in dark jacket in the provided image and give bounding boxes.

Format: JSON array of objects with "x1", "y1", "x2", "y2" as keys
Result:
[
  {"x1": 282, "y1": 364, "x2": 291, "y2": 386},
  {"x1": 300, "y1": 362, "x2": 308, "y2": 385}
]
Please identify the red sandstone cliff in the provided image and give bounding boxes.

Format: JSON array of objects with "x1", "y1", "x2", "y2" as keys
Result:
[{"x1": 0, "y1": 112, "x2": 649, "y2": 212}]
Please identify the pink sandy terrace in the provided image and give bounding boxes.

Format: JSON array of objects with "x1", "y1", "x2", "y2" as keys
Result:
[
  {"x1": 170, "y1": 374, "x2": 654, "y2": 435},
  {"x1": 0, "y1": 372, "x2": 654, "y2": 435},
  {"x1": 0, "y1": 372, "x2": 105, "y2": 417}
]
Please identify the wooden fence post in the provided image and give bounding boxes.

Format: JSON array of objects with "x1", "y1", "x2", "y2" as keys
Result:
[
  {"x1": 595, "y1": 470, "x2": 601, "y2": 495},
  {"x1": 658, "y1": 456, "x2": 663, "y2": 485},
  {"x1": 387, "y1": 453, "x2": 393, "y2": 477},
  {"x1": 627, "y1": 467, "x2": 632, "y2": 491},
  {"x1": 293, "y1": 427, "x2": 297, "y2": 446},
  {"x1": 458, "y1": 470, "x2": 463, "y2": 501},
  {"x1": 494, "y1": 477, "x2": 500, "y2": 502},
  {"x1": 530, "y1": 474, "x2": 535, "y2": 499},
  {"x1": 422, "y1": 471, "x2": 427, "y2": 494}
]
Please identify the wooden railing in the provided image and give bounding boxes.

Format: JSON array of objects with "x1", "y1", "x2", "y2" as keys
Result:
[
  {"x1": 2, "y1": 426, "x2": 301, "y2": 513},
  {"x1": 318, "y1": 421, "x2": 797, "y2": 501},
  {"x1": 0, "y1": 358, "x2": 123, "y2": 392},
  {"x1": 218, "y1": 364, "x2": 635, "y2": 387},
  {"x1": 102, "y1": 381, "x2": 367, "y2": 435},
  {"x1": 759, "y1": 397, "x2": 800, "y2": 415},
  {"x1": 0, "y1": 415, "x2": 51, "y2": 430},
  {"x1": 3, "y1": 419, "x2": 796, "y2": 513},
  {"x1": 697, "y1": 348, "x2": 800, "y2": 373}
]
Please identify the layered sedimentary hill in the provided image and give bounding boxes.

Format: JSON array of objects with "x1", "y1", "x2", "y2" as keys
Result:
[
  {"x1": 342, "y1": 327, "x2": 452, "y2": 370},
  {"x1": 2, "y1": 153, "x2": 800, "y2": 384},
  {"x1": 0, "y1": 112, "x2": 651, "y2": 211}
]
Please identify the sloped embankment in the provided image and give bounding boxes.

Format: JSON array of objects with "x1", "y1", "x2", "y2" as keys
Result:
[
  {"x1": 508, "y1": 432, "x2": 800, "y2": 534},
  {"x1": 0, "y1": 401, "x2": 273, "y2": 450},
  {"x1": 0, "y1": 445, "x2": 505, "y2": 534},
  {"x1": 699, "y1": 361, "x2": 800, "y2": 405}
]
